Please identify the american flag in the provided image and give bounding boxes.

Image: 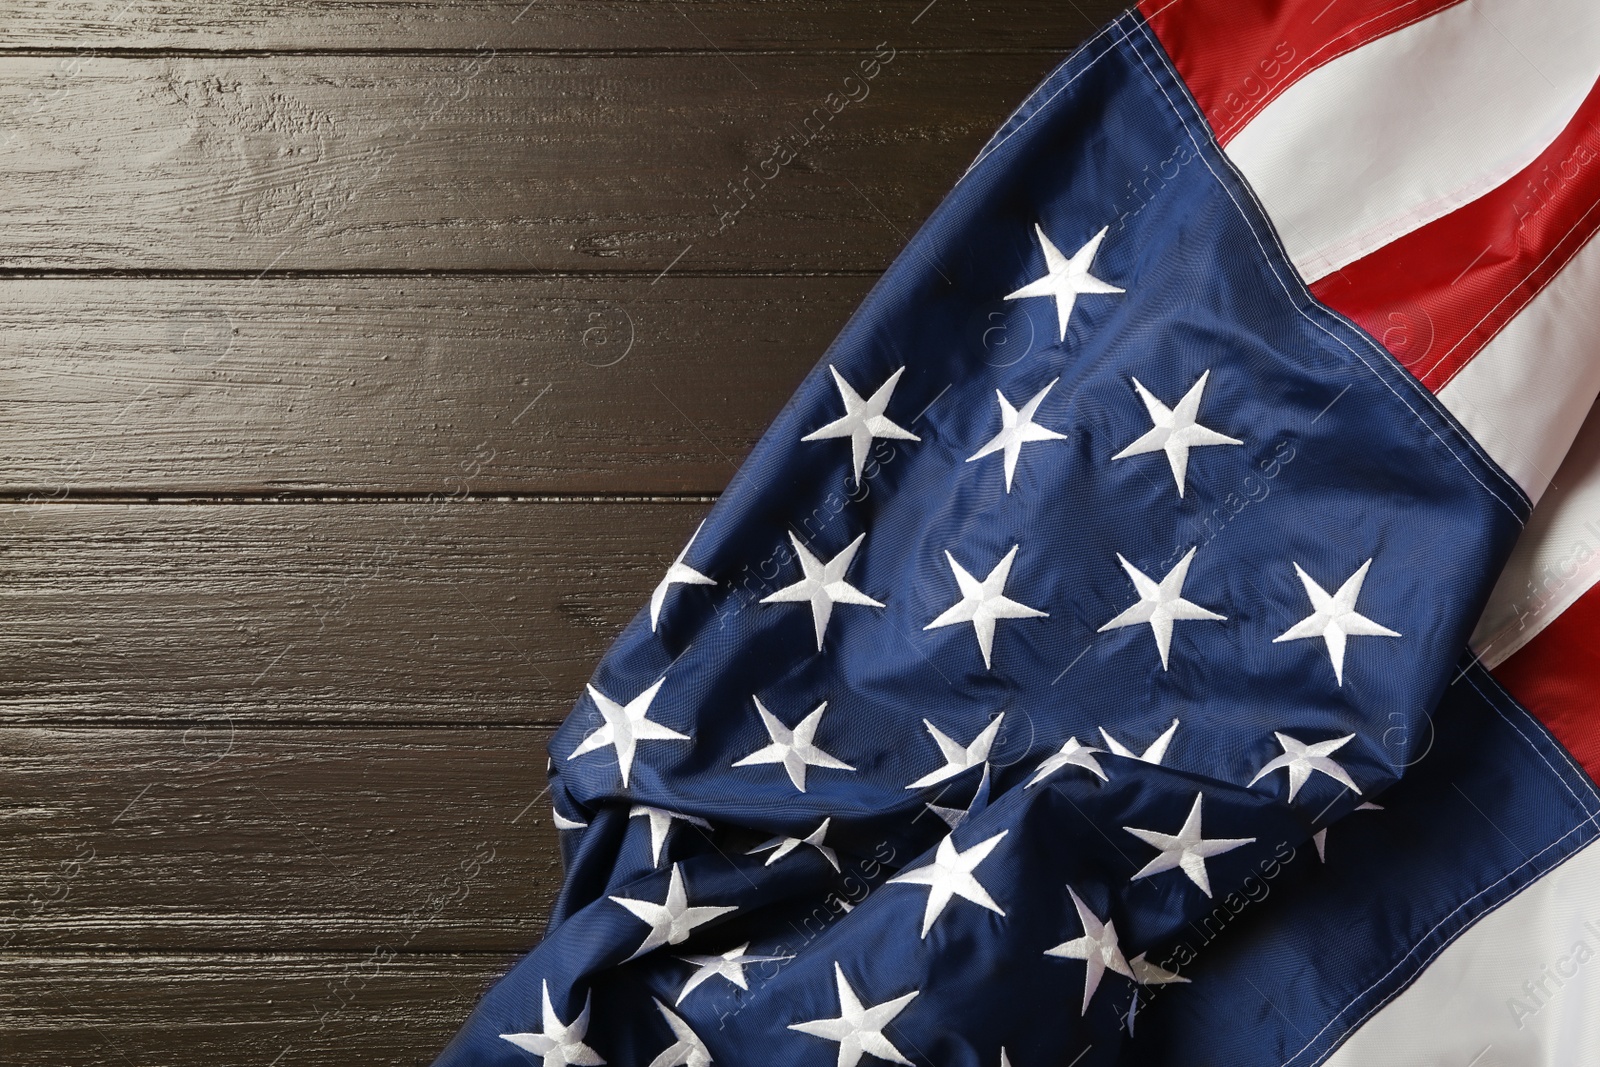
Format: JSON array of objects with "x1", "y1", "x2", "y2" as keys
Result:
[{"x1": 436, "y1": 2, "x2": 1600, "y2": 1064}]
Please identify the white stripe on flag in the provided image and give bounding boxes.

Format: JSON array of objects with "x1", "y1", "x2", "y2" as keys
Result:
[
  {"x1": 1321, "y1": 837, "x2": 1600, "y2": 1067},
  {"x1": 1471, "y1": 383, "x2": 1600, "y2": 668},
  {"x1": 1226, "y1": 0, "x2": 1600, "y2": 284},
  {"x1": 1436, "y1": 229, "x2": 1600, "y2": 505}
]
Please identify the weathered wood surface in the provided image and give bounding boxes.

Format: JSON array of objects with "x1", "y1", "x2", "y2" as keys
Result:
[
  {"x1": 1, "y1": 727, "x2": 559, "y2": 952},
  {"x1": 0, "y1": 0, "x2": 1119, "y2": 53},
  {"x1": 1, "y1": 52, "x2": 1056, "y2": 272},
  {"x1": 0, "y1": 276, "x2": 862, "y2": 495},
  {"x1": 1, "y1": 951, "x2": 512, "y2": 1066},
  {"x1": 0, "y1": 2, "x2": 1122, "y2": 1058},
  {"x1": 0, "y1": 502, "x2": 703, "y2": 726}
]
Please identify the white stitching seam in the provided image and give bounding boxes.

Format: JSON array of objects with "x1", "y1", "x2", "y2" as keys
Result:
[
  {"x1": 1466, "y1": 667, "x2": 1600, "y2": 811},
  {"x1": 1278, "y1": 666, "x2": 1600, "y2": 1066},
  {"x1": 1119, "y1": 21, "x2": 1599, "y2": 1066},
  {"x1": 1211, "y1": 0, "x2": 1469, "y2": 144},
  {"x1": 946, "y1": 12, "x2": 1590, "y2": 1064},
  {"x1": 1122, "y1": 17, "x2": 1528, "y2": 518},
  {"x1": 1285, "y1": 821, "x2": 1596, "y2": 1066},
  {"x1": 1426, "y1": 194, "x2": 1600, "y2": 389},
  {"x1": 960, "y1": 9, "x2": 1528, "y2": 521}
]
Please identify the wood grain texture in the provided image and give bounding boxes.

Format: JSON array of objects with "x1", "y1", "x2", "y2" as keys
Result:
[
  {"x1": 0, "y1": 0, "x2": 1119, "y2": 52},
  {"x1": 1, "y1": 951, "x2": 509, "y2": 1066},
  {"x1": 0, "y1": 3, "x2": 1123, "y2": 1056},
  {"x1": 1, "y1": 727, "x2": 559, "y2": 952},
  {"x1": 0, "y1": 275, "x2": 864, "y2": 495},
  {"x1": 1, "y1": 52, "x2": 1055, "y2": 272},
  {"x1": 0, "y1": 501, "x2": 703, "y2": 726}
]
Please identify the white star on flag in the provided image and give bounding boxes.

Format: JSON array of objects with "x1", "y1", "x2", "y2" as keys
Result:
[
  {"x1": 609, "y1": 864, "x2": 737, "y2": 960},
  {"x1": 925, "y1": 763, "x2": 992, "y2": 830},
  {"x1": 1274, "y1": 559, "x2": 1401, "y2": 685},
  {"x1": 1005, "y1": 224, "x2": 1125, "y2": 341},
  {"x1": 650, "y1": 520, "x2": 717, "y2": 632},
  {"x1": 966, "y1": 379, "x2": 1068, "y2": 492},
  {"x1": 1027, "y1": 737, "x2": 1107, "y2": 788},
  {"x1": 1123, "y1": 793, "x2": 1255, "y2": 898},
  {"x1": 924, "y1": 545, "x2": 1048, "y2": 669},
  {"x1": 731, "y1": 697, "x2": 854, "y2": 792},
  {"x1": 906, "y1": 715, "x2": 1004, "y2": 790},
  {"x1": 801, "y1": 365, "x2": 920, "y2": 484},
  {"x1": 889, "y1": 829, "x2": 1008, "y2": 937},
  {"x1": 1248, "y1": 732, "x2": 1362, "y2": 802},
  {"x1": 646, "y1": 1000, "x2": 713, "y2": 1067},
  {"x1": 787, "y1": 962, "x2": 919, "y2": 1067},
  {"x1": 676, "y1": 942, "x2": 794, "y2": 1005},
  {"x1": 1111, "y1": 370, "x2": 1241, "y2": 497},
  {"x1": 569, "y1": 678, "x2": 689, "y2": 789},
  {"x1": 1099, "y1": 717, "x2": 1180, "y2": 765},
  {"x1": 552, "y1": 807, "x2": 588, "y2": 832},
  {"x1": 499, "y1": 980, "x2": 606, "y2": 1067},
  {"x1": 1129, "y1": 952, "x2": 1188, "y2": 987},
  {"x1": 1046, "y1": 887, "x2": 1134, "y2": 1014},
  {"x1": 761, "y1": 532, "x2": 883, "y2": 651},
  {"x1": 630, "y1": 805, "x2": 712, "y2": 867},
  {"x1": 1098, "y1": 548, "x2": 1226, "y2": 670},
  {"x1": 749, "y1": 818, "x2": 840, "y2": 871}
]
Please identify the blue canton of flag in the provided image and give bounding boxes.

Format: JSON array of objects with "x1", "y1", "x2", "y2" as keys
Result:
[{"x1": 435, "y1": 11, "x2": 1600, "y2": 1067}]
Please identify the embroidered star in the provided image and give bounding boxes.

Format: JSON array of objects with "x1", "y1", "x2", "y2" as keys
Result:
[
  {"x1": 966, "y1": 380, "x2": 1068, "y2": 492},
  {"x1": 749, "y1": 818, "x2": 840, "y2": 871},
  {"x1": 761, "y1": 532, "x2": 883, "y2": 651},
  {"x1": 1099, "y1": 718, "x2": 1180, "y2": 765},
  {"x1": 890, "y1": 830, "x2": 1008, "y2": 937},
  {"x1": 569, "y1": 678, "x2": 689, "y2": 789},
  {"x1": 1111, "y1": 371, "x2": 1240, "y2": 497},
  {"x1": 1123, "y1": 793, "x2": 1254, "y2": 898},
  {"x1": 925, "y1": 764, "x2": 992, "y2": 830},
  {"x1": 1129, "y1": 953, "x2": 1188, "y2": 987},
  {"x1": 1121, "y1": 951, "x2": 1191, "y2": 1038},
  {"x1": 1273, "y1": 559, "x2": 1401, "y2": 685},
  {"x1": 801, "y1": 365, "x2": 920, "y2": 484},
  {"x1": 1045, "y1": 887, "x2": 1133, "y2": 1014},
  {"x1": 630, "y1": 805, "x2": 712, "y2": 867},
  {"x1": 1027, "y1": 737, "x2": 1107, "y2": 788},
  {"x1": 1313, "y1": 802, "x2": 1383, "y2": 862},
  {"x1": 924, "y1": 546, "x2": 1048, "y2": 669},
  {"x1": 651, "y1": 520, "x2": 717, "y2": 632},
  {"x1": 499, "y1": 980, "x2": 605, "y2": 1067},
  {"x1": 677, "y1": 942, "x2": 795, "y2": 1005},
  {"x1": 905, "y1": 715, "x2": 1004, "y2": 790},
  {"x1": 552, "y1": 807, "x2": 589, "y2": 832},
  {"x1": 1005, "y1": 224, "x2": 1125, "y2": 342},
  {"x1": 1098, "y1": 548, "x2": 1226, "y2": 670},
  {"x1": 609, "y1": 863, "x2": 737, "y2": 960},
  {"x1": 1248, "y1": 733, "x2": 1361, "y2": 802},
  {"x1": 732, "y1": 697, "x2": 854, "y2": 792},
  {"x1": 788, "y1": 962, "x2": 919, "y2": 1067},
  {"x1": 647, "y1": 1000, "x2": 712, "y2": 1067}
]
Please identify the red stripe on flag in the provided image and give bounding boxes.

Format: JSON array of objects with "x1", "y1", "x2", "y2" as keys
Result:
[
  {"x1": 1493, "y1": 588, "x2": 1600, "y2": 781},
  {"x1": 1140, "y1": 0, "x2": 1463, "y2": 146},
  {"x1": 1309, "y1": 82, "x2": 1600, "y2": 391}
]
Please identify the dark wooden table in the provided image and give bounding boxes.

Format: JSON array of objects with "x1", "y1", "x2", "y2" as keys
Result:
[{"x1": 0, "y1": 3, "x2": 1120, "y2": 1061}]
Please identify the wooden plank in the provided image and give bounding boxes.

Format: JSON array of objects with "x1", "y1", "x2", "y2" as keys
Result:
[
  {"x1": 1, "y1": 727, "x2": 562, "y2": 952},
  {"x1": 0, "y1": 501, "x2": 701, "y2": 726},
  {"x1": 0, "y1": 52, "x2": 1057, "y2": 271},
  {"x1": 0, "y1": 951, "x2": 509, "y2": 1066},
  {"x1": 0, "y1": 0, "x2": 1117, "y2": 53},
  {"x1": 0, "y1": 275, "x2": 863, "y2": 495}
]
